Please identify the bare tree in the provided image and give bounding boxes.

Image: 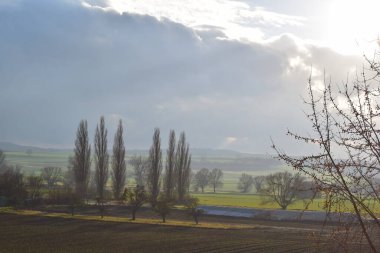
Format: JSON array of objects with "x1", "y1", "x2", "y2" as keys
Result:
[
  {"x1": 123, "y1": 186, "x2": 147, "y2": 220},
  {"x1": 237, "y1": 173, "x2": 254, "y2": 193},
  {"x1": 65, "y1": 157, "x2": 76, "y2": 188},
  {"x1": 0, "y1": 149, "x2": 5, "y2": 171},
  {"x1": 175, "y1": 132, "x2": 191, "y2": 202},
  {"x1": 184, "y1": 196, "x2": 203, "y2": 225},
  {"x1": 153, "y1": 194, "x2": 174, "y2": 223},
  {"x1": 111, "y1": 120, "x2": 126, "y2": 200},
  {"x1": 27, "y1": 175, "x2": 43, "y2": 203},
  {"x1": 260, "y1": 172, "x2": 305, "y2": 210},
  {"x1": 209, "y1": 168, "x2": 223, "y2": 193},
  {"x1": 64, "y1": 157, "x2": 78, "y2": 215},
  {"x1": 194, "y1": 168, "x2": 210, "y2": 193},
  {"x1": 73, "y1": 120, "x2": 91, "y2": 202},
  {"x1": 164, "y1": 130, "x2": 176, "y2": 199},
  {"x1": 253, "y1": 175, "x2": 265, "y2": 193},
  {"x1": 130, "y1": 155, "x2": 148, "y2": 187},
  {"x1": 0, "y1": 165, "x2": 27, "y2": 205},
  {"x1": 41, "y1": 167, "x2": 61, "y2": 191},
  {"x1": 94, "y1": 116, "x2": 109, "y2": 218},
  {"x1": 147, "y1": 128, "x2": 162, "y2": 204},
  {"x1": 273, "y1": 54, "x2": 380, "y2": 251}
]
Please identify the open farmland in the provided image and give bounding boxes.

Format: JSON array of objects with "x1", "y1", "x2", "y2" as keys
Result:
[
  {"x1": 0, "y1": 213, "x2": 354, "y2": 253},
  {"x1": 3, "y1": 150, "x2": 287, "y2": 191},
  {"x1": 3, "y1": 151, "x2": 72, "y2": 174},
  {"x1": 2, "y1": 149, "x2": 287, "y2": 175},
  {"x1": 4, "y1": 151, "x2": 380, "y2": 214}
]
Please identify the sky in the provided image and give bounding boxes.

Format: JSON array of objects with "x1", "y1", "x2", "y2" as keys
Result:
[{"x1": 0, "y1": 0, "x2": 379, "y2": 154}]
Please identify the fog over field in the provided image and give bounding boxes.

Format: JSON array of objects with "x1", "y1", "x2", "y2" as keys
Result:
[{"x1": 0, "y1": 0, "x2": 369, "y2": 155}]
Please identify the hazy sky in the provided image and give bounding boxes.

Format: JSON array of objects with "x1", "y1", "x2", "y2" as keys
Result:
[{"x1": 0, "y1": 0, "x2": 378, "y2": 154}]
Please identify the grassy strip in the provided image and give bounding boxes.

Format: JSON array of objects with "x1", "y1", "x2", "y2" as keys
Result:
[
  {"x1": 0, "y1": 207, "x2": 256, "y2": 230},
  {"x1": 193, "y1": 193, "x2": 325, "y2": 210},
  {"x1": 193, "y1": 193, "x2": 380, "y2": 213}
]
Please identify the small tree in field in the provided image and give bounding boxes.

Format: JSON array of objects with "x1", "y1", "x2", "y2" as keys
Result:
[
  {"x1": 123, "y1": 186, "x2": 147, "y2": 220},
  {"x1": 184, "y1": 197, "x2": 203, "y2": 225},
  {"x1": 253, "y1": 175, "x2": 265, "y2": 193},
  {"x1": 237, "y1": 173, "x2": 254, "y2": 193},
  {"x1": 260, "y1": 172, "x2": 306, "y2": 210},
  {"x1": 209, "y1": 168, "x2": 223, "y2": 193},
  {"x1": 193, "y1": 168, "x2": 210, "y2": 193},
  {"x1": 153, "y1": 194, "x2": 174, "y2": 223}
]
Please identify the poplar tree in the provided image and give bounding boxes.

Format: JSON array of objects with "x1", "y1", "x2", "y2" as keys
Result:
[
  {"x1": 73, "y1": 120, "x2": 91, "y2": 202},
  {"x1": 175, "y1": 132, "x2": 191, "y2": 202},
  {"x1": 111, "y1": 120, "x2": 126, "y2": 200},
  {"x1": 164, "y1": 130, "x2": 176, "y2": 199},
  {"x1": 94, "y1": 116, "x2": 109, "y2": 207},
  {"x1": 147, "y1": 128, "x2": 162, "y2": 204}
]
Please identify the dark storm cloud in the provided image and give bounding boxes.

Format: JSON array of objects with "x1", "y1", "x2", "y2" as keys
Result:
[{"x1": 0, "y1": 0, "x2": 362, "y2": 153}]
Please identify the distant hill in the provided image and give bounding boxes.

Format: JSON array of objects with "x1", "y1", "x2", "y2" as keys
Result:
[
  {"x1": 127, "y1": 148, "x2": 256, "y2": 158},
  {"x1": 0, "y1": 142, "x2": 268, "y2": 157},
  {"x1": 0, "y1": 141, "x2": 65, "y2": 153},
  {"x1": 0, "y1": 142, "x2": 286, "y2": 172},
  {"x1": 191, "y1": 156, "x2": 284, "y2": 171}
]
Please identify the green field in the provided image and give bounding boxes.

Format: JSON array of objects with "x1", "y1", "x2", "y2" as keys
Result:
[
  {"x1": 7, "y1": 151, "x2": 380, "y2": 213},
  {"x1": 192, "y1": 193, "x2": 380, "y2": 213},
  {"x1": 193, "y1": 193, "x2": 326, "y2": 210},
  {"x1": 4, "y1": 151, "x2": 72, "y2": 174},
  {"x1": 3, "y1": 151, "x2": 272, "y2": 191}
]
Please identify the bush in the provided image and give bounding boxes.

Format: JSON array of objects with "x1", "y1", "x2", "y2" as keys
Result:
[{"x1": 0, "y1": 166, "x2": 27, "y2": 206}]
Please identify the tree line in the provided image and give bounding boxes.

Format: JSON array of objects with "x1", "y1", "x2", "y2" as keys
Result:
[
  {"x1": 69, "y1": 118, "x2": 192, "y2": 203},
  {"x1": 192, "y1": 168, "x2": 317, "y2": 210},
  {"x1": 69, "y1": 118, "x2": 195, "y2": 216},
  {"x1": 0, "y1": 118, "x2": 202, "y2": 223}
]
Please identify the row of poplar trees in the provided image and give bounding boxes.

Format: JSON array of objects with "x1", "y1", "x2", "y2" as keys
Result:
[{"x1": 71, "y1": 116, "x2": 191, "y2": 204}]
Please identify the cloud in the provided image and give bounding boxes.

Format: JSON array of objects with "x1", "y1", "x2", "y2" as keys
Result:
[
  {"x1": 225, "y1": 137, "x2": 238, "y2": 144},
  {"x1": 0, "y1": 0, "x2": 363, "y2": 154},
  {"x1": 86, "y1": 0, "x2": 305, "y2": 42},
  {"x1": 237, "y1": 7, "x2": 305, "y2": 27}
]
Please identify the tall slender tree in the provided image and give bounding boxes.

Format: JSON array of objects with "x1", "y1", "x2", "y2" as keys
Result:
[
  {"x1": 175, "y1": 132, "x2": 192, "y2": 202},
  {"x1": 73, "y1": 120, "x2": 91, "y2": 202},
  {"x1": 0, "y1": 149, "x2": 6, "y2": 171},
  {"x1": 164, "y1": 130, "x2": 176, "y2": 199},
  {"x1": 111, "y1": 120, "x2": 126, "y2": 200},
  {"x1": 147, "y1": 128, "x2": 162, "y2": 204},
  {"x1": 94, "y1": 116, "x2": 109, "y2": 205}
]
